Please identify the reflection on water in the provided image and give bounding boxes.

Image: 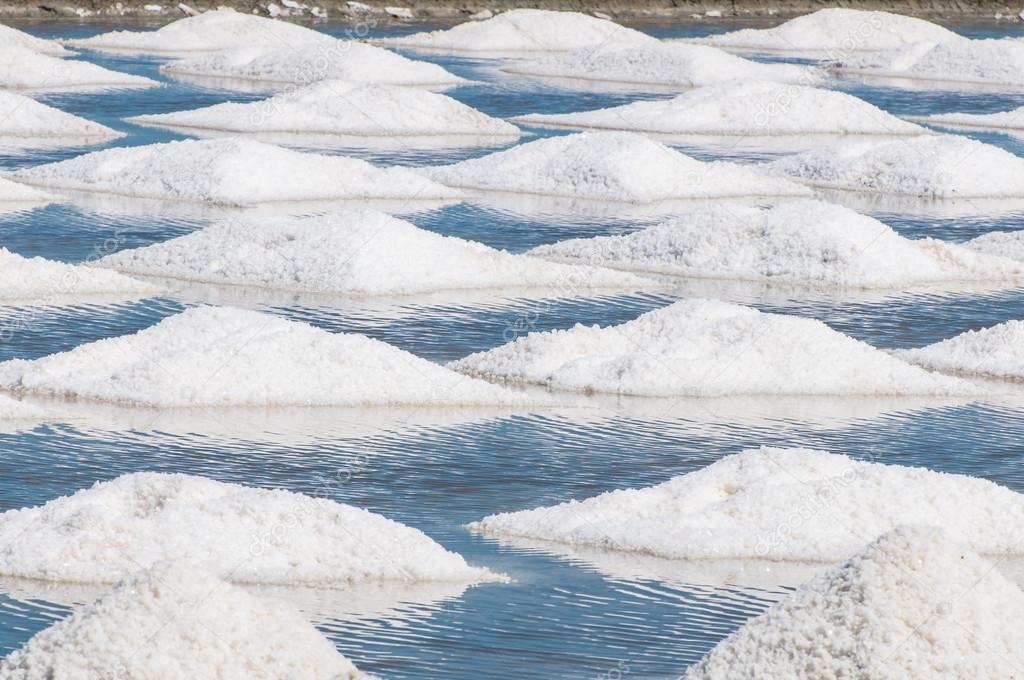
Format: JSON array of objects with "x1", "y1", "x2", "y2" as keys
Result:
[{"x1": 0, "y1": 17, "x2": 1023, "y2": 680}]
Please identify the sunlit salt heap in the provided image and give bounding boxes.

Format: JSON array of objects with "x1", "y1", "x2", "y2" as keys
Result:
[
  {"x1": 128, "y1": 81, "x2": 520, "y2": 139},
  {"x1": 472, "y1": 448, "x2": 1024, "y2": 560},
  {"x1": 0, "y1": 306, "x2": 522, "y2": 407},
  {"x1": 686, "y1": 527, "x2": 1024, "y2": 679},
  {"x1": 66, "y1": 7, "x2": 335, "y2": 54},
  {"x1": 0, "y1": 91, "x2": 122, "y2": 144},
  {"x1": 97, "y1": 210, "x2": 647, "y2": 295},
  {"x1": 919, "y1": 105, "x2": 1024, "y2": 133},
  {"x1": 10, "y1": 138, "x2": 458, "y2": 205},
  {"x1": 0, "y1": 22, "x2": 70, "y2": 56},
  {"x1": 0, "y1": 395, "x2": 44, "y2": 420},
  {"x1": 0, "y1": 563, "x2": 368, "y2": 680},
  {"x1": 419, "y1": 132, "x2": 809, "y2": 202},
  {"x1": 505, "y1": 41, "x2": 819, "y2": 87},
  {"x1": 450, "y1": 299, "x2": 971, "y2": 397},
  {"x1": 693, "y1": 8, "x2": 959, "y2": 54},
  {"x1": 839, "y1": 38, "x2": 1024, "y2": 87},
  {"x1": 377, "y1": 8, "x2": 656, "y2": 53},
  {"x1": 517, "y1": 81, "x2": 926, "y2": 136},
  {"x1": 966, "y1": 229, "x2": 1024, "y2": 262},
  {"x1": 1, "y1": 248, "x2": 158, "y2": 301},
  {"x1": 162, "y1": 39, "x2": 469, "y2": 87},
  {"x1": 0, "y1": 45, "x2": 157, "y2": 92},
  {"x1": 528, "y1": 200, "x2": 1024, "y2": 288},
  {"x1": 0, "y1": 177, "x2": 51, "y2": 204},
  {"x1": 897, "y1": 320, "x2": 1024, "y2": 382},
  {"x1": 0, "y1": 472, "x2": 499, "y2": 585},
  {"x1": 765, "y1": 134, "x2": 1024, "y2": 198}
]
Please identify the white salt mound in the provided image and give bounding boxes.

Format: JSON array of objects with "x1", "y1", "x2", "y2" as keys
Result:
[
  {"x1": 0, "y1": 45, "x2": 157, "y2": 92},
  {"x1": 377, "y1": 8, "x2": 656, "y2": 53},
  {"x1": 505, "y1": 41, "x2": 820, "y2": 87},
  {"x1": 128, "y1": 81, "x2": 520, "y2": 139},
  {"x1": 0, "y1": 177, "x2": 51, "y2": 204},
  {"x1": 10, "y1": 138, "x2": 458, "y2": 205},
  {"x1": 0, "y1": 563, "x2": 368, "y2": 680},
  {"x1": 419, "y1": 132, "x2": 809, "y2": 203},
  {"x1": 839, "y1": 38, "x2": 1024, "y2": 87},
  {"x1": 1, "y1": 248, "x2": 158, "y2": 301},
  {"x1": 67, "y1": 7, "x2": 335, "y2": 54},
  {"x1": 0, "y1": 306, "x2": 522, "y2": 407},
  {"x1": 0, "y1": 23, "x2": 70, "y2": 56},
  {"x1": 694, "y1": 8, "x2": 959, "y2": 54},
  {"x1": 449, "y1": 298, "x2": 972, "y2": 397},
  {"x1": 965, "y1": 229, "x2": 1024, "y2": 262},
  {"x1": 162, "y1": 39, "x2": 469, "y2": 87},
  {"x1": 517, "y1": 81, "x2": 926, "y2": 136},
  {"x1": 765, "y1": 134, "x2": 1024, "y2": 198},
  {"x1": 96, "y1": 210, "x2": 647, "y2": 295},
  {"x1": 0, "y1": 395, "x2": 45, "y2": 420},
  {"x1": 528, "y1": 201, "x2": 1024, "y2": 288},
  {"x1": 472, "y1": 448, "x2": 1024, "y2": 561},
  {"x1": 0, "y1": 91, "x2": 122, "y2": 143},
  {"x1": 897, "y1": 320, "x2": 1024, "y2": 382},
  {"x1": 919, "y1": 105, "x2": 1024, "y2": 131},
  {"x1": 0, "y1": 472, "x2": 498, "y2": 585},
  {"x1": 686, "y1": 527, "x2": 1024, "y2": 679}
]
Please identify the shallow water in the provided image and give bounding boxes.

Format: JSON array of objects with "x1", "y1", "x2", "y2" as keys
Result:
[{"x1": 1, "y1": 18, "x2": 1023, "y2": 678}]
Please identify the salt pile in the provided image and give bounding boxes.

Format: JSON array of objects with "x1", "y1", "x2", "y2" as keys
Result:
[
  {"x1": 897, "y1": 320, "x2": 1024, "y2": 382},
  {"x1": 0, "y1": 472, "x2": 499, "y2": 584},
  {"x1": 0, "y1": 306, "x2": 524, "y2": 407},
  {"x1": 918, "y1": 105, "x2": 1024, "y2": 131},
  {"x1": 686, "y1": 527, "x2": 1024, "y2": 679},
  {"x1": 450, "y1": 298, "x2": 972, "y2": 397},
  {"x1": 0, "y1": 395, "x2": 45, "y2": 420},
  {"x1": 66, "y1": 7, "x2": 335, "y2": 54},
  {"x1": 96, "y1": 210, "x2": 647, "y2": 295},
  {"x1": 0, "y1": 563, "x2": 369, "y2": 680},
  {"x1": 517, "y1": 81, "x2": 926, "y2": 136},
  {"x1": 0, "y1": 91, "x2": 122, "y2": 145},
  {"x1": 377, "y1": 8, "x2": 656, "y2": 53},
  {"x1": 966, "y1": 230, "x2": 1024, "y2": 262},
  {"x1": 528, "y1": 200, "x2": 1024, "y2": 288},
  {"x1": 0, "y1": 177, "x2": 51, "y2": 204},
  {"x1": 765, "y1": 134, "x2": 1024, "y2": 198},
  {"x1": 10, "y1": 138, "x2": 459, "y2": 205},
  {"x1": 693, "y1": 8, "x2": 959, "y2": 54},
  {"x1": 0, "y1": 23, "x2": 70, "y2": 56},
  {"x1": 1, "y1": 248, "x2": 158, "y2": 302},
  {"x1": 505, "y1": 41, "x2": 819, "y2": 88},
  {"x1": 162, "y1": 39, "x2": 469, "y2": 87},
  {"x1": 128, "y1": 81, "x2": 520, "y2": 140},
  {"x1": 838, "y1": 38, "x2": 1024, "y2": 88},
  {"x1": 472, "y1": 448, "x2": 1024, "y2": 560},
  {"x1": 419, "y1": 132, "x2": 809, "y2": 203},
  {"x1": 0, "y1": 45, "x2": 157, "y2": 92}
]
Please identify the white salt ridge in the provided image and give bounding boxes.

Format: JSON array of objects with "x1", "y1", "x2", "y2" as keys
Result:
[
  {"x1": 517, "y1": 81, "x2": 926, "y2": 136},
  {"x1": 693, "y1": 8, "x2": 959, "y2": 54},
  {"x1": 1, "y1": 248, "x2": 158, "y2": 301},
  {"x1": 528, "y1": 200, "x2": 1024, "y2": 289},
  {"x1": 10, "y1": 138, "x2": 458, "y2": 205},
  {"x1": 0, "y1": 45, "x2": 157, "y2": 92},
  {"x1": 472, "y1": 448, "x2": 1024, "y2": 561},
  {"x1": 966, "y1": 229, "x2": 1024, "y2": 262},
  {"x1": 377, "y1": 8, "x2": 656, "y2": 53},
  {"x1": 67, "y1": 7, "x2": 336, "y2": 54},
  {"x1": 0, "y1": 91, "x2": 122, "y2": 144},
  {"x1": 0, "y1": 563, "x2": 368, "y2": 680},
  {"x1": 128, "y1": 81, "x2": 520, "y2": 139},
  {"x1": 0, "y1": 23, "x2": 70, "y2": 56},
  {"x1": 897, "y1": 320, "x2": 1024, "y2": 382},
  {"x1": 162, "y1": 39, "x2": 469, "y2": 87},
  {"x1": 765, "y1": 134, "x2": 1024, "y2": 198},
  {"x1": 419, "y1": 132, "x2": 810, "y2": 203},
  {"x1": 505, "y1": 41, "x2": 820, "y2": 88},
  {"x1": 450, "y1": 298, "x2": 973, "y2": 397},
  {"x1": 918, "y1": 105, "x2": 1024, "y2": 131},
  {"x1": 96, "y1": 210, "x2": 648, "y2": 295},
  {"x1": 0, "y1": 395, "x2": 45, "y2": 420},
  {"x1": 686, "y1": 527, "x2": 1024, "y2": 679},
  {"x1": 0, "y1": 306, "x2": 523, "y2": 407},
  {"x1": 0, "y1": 472, "x2": 499, "y2": 585},
  {"x1": 0, "y1": 177, "x2": 51, "y2": 204},
  {"x1": 839, "y1": 38, "x2": 1024, "y2": 87}
]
